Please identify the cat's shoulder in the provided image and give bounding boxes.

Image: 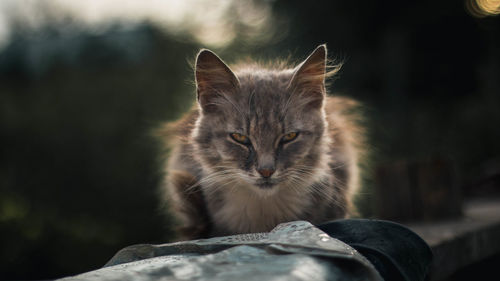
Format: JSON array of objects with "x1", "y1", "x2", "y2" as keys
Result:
[
  {"x1": 156, "y1": 105, "x2": 199, "y2": 146},
  {"x1": 325, "y1": 95, "x2": 361, "y2": 114}
]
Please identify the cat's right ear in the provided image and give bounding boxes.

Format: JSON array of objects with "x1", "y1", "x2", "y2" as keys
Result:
[
  {"x1": 289, "y1": 45, "x2": 328, "y2": 109},
  {"x1": 195, "y1": 49, "x2": 239, "y2": 113}
]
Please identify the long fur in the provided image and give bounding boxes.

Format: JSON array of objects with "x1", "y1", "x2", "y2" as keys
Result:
[{"x1": 159, "y1": 45, "x2": 364, "y2": 240}]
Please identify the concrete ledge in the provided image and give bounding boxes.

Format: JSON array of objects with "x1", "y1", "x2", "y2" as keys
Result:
[{"x1": 407, "y1": 198, "x2": 500, "y2": 281}]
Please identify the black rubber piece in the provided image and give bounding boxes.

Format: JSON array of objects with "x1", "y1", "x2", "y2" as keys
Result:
[{"x1": 317, "y1": 219, "x2": 433, "y2": 281}]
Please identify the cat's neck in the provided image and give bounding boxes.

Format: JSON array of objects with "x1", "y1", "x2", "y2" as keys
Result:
[
  {"x1": 201, "y1": 157, "x2": 332, "y2": 234},
  {"x1": 205, "y1": 178, "x2": 313, "y2": 234}
]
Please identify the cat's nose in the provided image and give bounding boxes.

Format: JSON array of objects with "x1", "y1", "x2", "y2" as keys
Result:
[{"x1": 257, "y1": 168, "x2": 275, "y2": 178}]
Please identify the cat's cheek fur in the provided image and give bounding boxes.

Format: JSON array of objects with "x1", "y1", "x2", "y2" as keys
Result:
[
  {"x1": 279, "y1": 143, "x2": 304, "y2": 169},
  {"x1": 217, "y1": 140, "x2": 249, "y2": 162},
  {"x1": 282, "y1": 134, "x2": 319, "y2": 159}
]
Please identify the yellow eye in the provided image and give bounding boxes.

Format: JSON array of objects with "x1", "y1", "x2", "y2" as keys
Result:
[
  {"x1": 230, "y1": 133, "x2": 250, "y2": 144},
  {"x1": 281, "y1": 132, "x2": 298, "y2": 143}
]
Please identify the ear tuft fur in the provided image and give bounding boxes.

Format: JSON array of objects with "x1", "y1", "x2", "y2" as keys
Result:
[
  {"x1": 290, "y1": 44, "x2": 331, "y2": 109},
  {"x1": 195, "y1": 49, "x2": 239, "y2": 113}
]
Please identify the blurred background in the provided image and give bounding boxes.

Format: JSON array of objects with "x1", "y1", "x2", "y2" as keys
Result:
[{"x1": 0, "y1": 0, "x2": 499, "y2": 279}]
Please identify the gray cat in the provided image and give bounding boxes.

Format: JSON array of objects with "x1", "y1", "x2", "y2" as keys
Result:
[{"x1": 159, "y1": 45, "x2": 364, "y2": 240}]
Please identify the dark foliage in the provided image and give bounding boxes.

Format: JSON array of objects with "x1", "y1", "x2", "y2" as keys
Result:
[{"x1": 0, "y1": 23, "x2": 197, "y2": 279}]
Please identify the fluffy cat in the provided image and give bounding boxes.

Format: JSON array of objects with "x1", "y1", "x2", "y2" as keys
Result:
[{"x1": 159, "y1": 45, "x2": 363, "y2": 240}]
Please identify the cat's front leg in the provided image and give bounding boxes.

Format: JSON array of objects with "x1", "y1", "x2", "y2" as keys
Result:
[{"x1": 166, "y1": 170, "x2": 212, "y2": 240}]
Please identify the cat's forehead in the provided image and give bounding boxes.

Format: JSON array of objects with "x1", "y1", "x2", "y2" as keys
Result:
[
  {"x1": 219, "y1": 70, "x2": 305, "y2": 133},
  {"x1": 236, "y1": 67, "x2": 293, "y2": 82},
  {"x1": 235, "y1": 69, "x2": 293, "y2": 99}
]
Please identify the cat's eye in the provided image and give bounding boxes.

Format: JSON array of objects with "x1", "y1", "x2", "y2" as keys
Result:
[
  {"x1": 230, "y1": 133, "x2": 250, "y2": 145},
  {"x1": 281, "y1": 132, "x2": 298, "y2": 143}
]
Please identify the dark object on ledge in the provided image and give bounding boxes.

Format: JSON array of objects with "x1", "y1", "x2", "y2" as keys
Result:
[{"x1": 318, "y1": 219, "x2": 433, "y2": 281}]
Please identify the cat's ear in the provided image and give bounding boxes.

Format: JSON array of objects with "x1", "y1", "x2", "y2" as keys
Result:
[
  {"x1": 290, "y1": 44, "x2": 327, "y2": 109},
  {"x1": 195, "y1": 49, "x2": 239, "y2": 113}
]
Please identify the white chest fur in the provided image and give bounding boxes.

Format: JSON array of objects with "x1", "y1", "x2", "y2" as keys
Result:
[{"x1": 209, "y1": 183, "x2": 311, "y2": 234}]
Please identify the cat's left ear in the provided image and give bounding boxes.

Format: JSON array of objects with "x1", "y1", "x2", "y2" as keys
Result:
[
  {"x1": 290, "y1": 44, "x2": 327, "y2": 109},
  {"x1": 195, "y1": 49, "x2": 239, "y2": 113}
]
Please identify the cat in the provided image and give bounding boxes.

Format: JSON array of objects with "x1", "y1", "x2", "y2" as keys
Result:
[{"x1": 159, "y1": 45, "x2": 363, "y2": 240}]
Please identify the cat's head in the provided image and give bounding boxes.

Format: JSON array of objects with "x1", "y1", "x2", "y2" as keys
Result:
[{"x1": 192, "y1": 45, "x2": 337, "y2": 196}]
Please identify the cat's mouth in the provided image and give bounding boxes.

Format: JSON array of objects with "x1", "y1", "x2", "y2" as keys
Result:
[{"x1": 254, "y1": 179, "x2": 279, "y2": 189}]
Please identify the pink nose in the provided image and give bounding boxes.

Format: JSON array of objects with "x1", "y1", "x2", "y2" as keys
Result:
[{"x1": 258, "y1": 168, "x2": 275, "y2": 178}]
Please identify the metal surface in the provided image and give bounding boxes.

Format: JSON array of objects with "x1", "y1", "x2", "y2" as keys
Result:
[{"x1": 60, "y1": 221, "x2": 383, "y2": 281}]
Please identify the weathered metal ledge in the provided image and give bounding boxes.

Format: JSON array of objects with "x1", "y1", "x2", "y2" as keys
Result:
[{"x1": 407, "y1": 198, "x2": 500, "y2": 281}]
